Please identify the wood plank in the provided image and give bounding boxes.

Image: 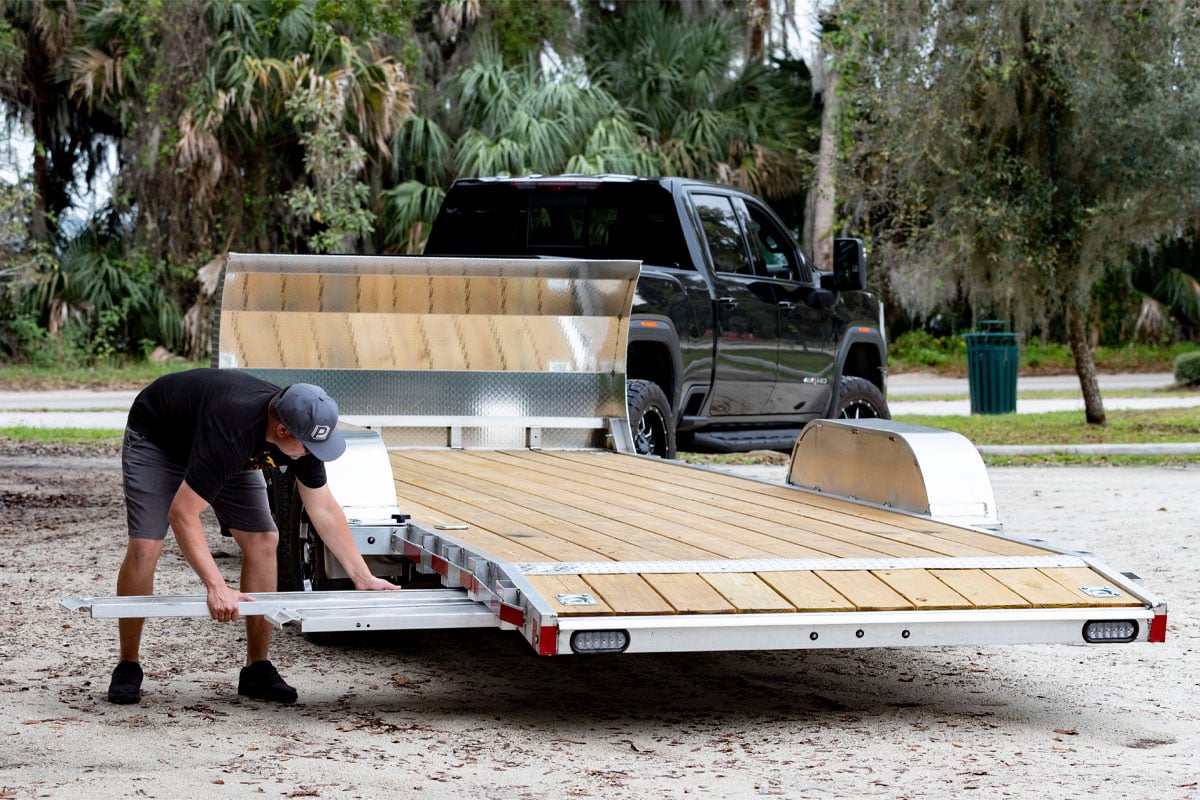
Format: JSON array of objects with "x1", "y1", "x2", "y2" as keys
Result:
[
  {"x1": 525, "y1": 574, "x2": 614, "y2": 616},
  {"x1": 387, "y1": 487, "x2": 559, "y2": 563},
  {"x1": 759, "y1": 571, "x2": 855, "y2": 612},
  {"x1": 390, "y1": 462, "x2": 608, "y2": 563},
  {"x1": 538, "y1": 450, "x2": 1039, "y2": 558},
  {"x1": 447, "y1": 450, "x2": 812, "y2": 557},
  {"x1": 929, "y1": 569, "x2": 1031, "y2": 609},
  {"x1": 984, "y1": 568, "x2": 1082, "y2": 607},
  {"x1": 872, "y1": 569, "x2": 973, "y2": 609},
  {"x1": 815, "y1": 570, "x2": 913, "y2": 611},
  {"x1": 643, "y1": 573, "x2": 737, "y2": 614},
  {"x1": 393, "y1": 455, "x2": 715, "y2": 563},
  {"x1": 700, "y1": 573, "x2": 796, "y2": 613},
  {"x1": 1040, "y1": 567, "x2": 1143, "y2": 608},
  {"x1": 478, "y1": 450, "x2": 946, "y2": 559},
  {"x1": 404, "y1": 450, "x2": 785, "y2": 560},
  {"x1": 546, "y1": 450, "x2": 1051, "y2": 557},
  {"x1": 582, "y1": 574, "x2": 675, "y2": 615}
]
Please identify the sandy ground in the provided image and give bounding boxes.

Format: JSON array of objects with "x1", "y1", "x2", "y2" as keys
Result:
[{"x1": 0, "y1": 454, "x2": 1196, "y2": 799}]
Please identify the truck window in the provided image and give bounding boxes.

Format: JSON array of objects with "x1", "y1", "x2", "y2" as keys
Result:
[
  {"x1": 528, "y1": 196, "x2": 619, "y2": 251},
  {"x1": 744, "y1": 203, "x2": 808, "y2": 282},
  {"x1": 692, "y1": 194, "x2": 754, "y2": 275},
  {"x1": 426, "y1": 181, "x2": 691, "y2": 269}
]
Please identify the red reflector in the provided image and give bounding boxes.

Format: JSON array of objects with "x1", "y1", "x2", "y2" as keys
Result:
[
  {"x1": 1150, "y1": 614, "x2": 1167, "y2": 642},
  {"x1": 639, "y1": 320, "x2": 661, "y2": 328},
  {"x1": 856, "y1": 326, "x2": 871, "y2": 333}
]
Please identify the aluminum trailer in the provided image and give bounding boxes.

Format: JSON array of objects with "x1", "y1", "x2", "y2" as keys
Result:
[{"x1": 65, "y1": 254, "x2": 1167, "y2": 655}]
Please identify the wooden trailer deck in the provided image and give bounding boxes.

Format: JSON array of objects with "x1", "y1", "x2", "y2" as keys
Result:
[{"x1": 388, "y1": 449, "x2": 1143, "y2": 619}]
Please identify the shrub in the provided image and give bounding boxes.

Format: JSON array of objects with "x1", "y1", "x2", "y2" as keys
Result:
[
  {"x1": 1175, "y1": 351, "x2": 1200, "y2": 386},
  {"x1": 889, "y1": 330, "x2": 964, "y2": 367}
]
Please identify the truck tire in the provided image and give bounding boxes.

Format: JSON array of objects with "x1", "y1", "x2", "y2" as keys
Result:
[
  {"x1": 269, "y1": 468, "x2": 346, "y2": 592},
  {"x1": 833, "y1": 376, "x2": 891, "y2": 420},
  {"x1": 627, "y1": 379, "x2": 677, "y2": 459}
]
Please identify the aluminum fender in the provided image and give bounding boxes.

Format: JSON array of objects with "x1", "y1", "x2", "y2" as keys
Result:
[
  {"x1": 788, "y1": 418, "x2": 1000, "y2": 531},
  {"x1": 323, "y1": 428, "x2": 400, "y2": 525}
]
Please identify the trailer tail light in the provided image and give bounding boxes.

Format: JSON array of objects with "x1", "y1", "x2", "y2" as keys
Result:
[
  {"x1": 1082, "y1": 620, "x2": 1138, "y2": 643},
  {"x1": 570, "y1": 630, "x2": 629, "y2": 654}
]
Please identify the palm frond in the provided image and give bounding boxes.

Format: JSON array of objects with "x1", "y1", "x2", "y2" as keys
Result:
[
  {"x1": 1154, "y1": 268, "x2": 1200, "y2": 325},
  {"x1": 380, "y1": 181, "x2": 446, "y2": 253}
]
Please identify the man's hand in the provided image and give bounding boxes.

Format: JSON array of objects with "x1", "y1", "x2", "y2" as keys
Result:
[
  {"x1": 299, "y1": 482, "x2": 403, "y2": 593},
  {"x1": 353, "y1": 575, "x2": 402, "y2": 592},
  {"x1": 207, "y1": 583, "x2": 255, "y2": 622}
]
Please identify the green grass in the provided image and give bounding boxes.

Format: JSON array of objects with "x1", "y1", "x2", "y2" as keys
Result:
[
  {"x1": 0, "y1": 360, "x2": 206, "y2": 390},
  {"x1": 0, "y1": 426, "x2": 122, "y2": 445},
  {"x1": 976, "y1": 452, "x2": 1199, "y2": 467},
  {"x1": 679, "y1": 407, "x2": 1200, "y2": 469},
  {"x1": 888, "y1": 339, "x2": 1197, "y2": 377},
  {"x1": 893, "y1": 408, "x2": 1200, "y2": 446},
  {"x1": 893, "y1": 386, "x2": 1200, "y2": 402}
]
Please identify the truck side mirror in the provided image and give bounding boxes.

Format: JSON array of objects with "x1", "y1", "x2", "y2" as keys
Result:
[{"x1": 821, "y1": 238, "x2": 867, "y2": 292}]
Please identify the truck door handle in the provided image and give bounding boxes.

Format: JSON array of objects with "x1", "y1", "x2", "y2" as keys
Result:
[
  {"x1": 718, "y1": 296, "x2": 738, "y2": 310},
  {"x1": 777, "y1": 301, "x2": 795, "y2": 310}
]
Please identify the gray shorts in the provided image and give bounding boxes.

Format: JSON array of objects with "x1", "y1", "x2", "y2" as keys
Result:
[{"x1": 122, "y1": 429, "x2": 278, "y2": 540}]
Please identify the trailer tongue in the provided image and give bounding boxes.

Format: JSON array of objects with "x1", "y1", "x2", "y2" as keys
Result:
[{"x1": 64, "y1": 253, "x2": 1166, "y2": 655}]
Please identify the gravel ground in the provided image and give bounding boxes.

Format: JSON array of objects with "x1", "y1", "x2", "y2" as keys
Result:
[{"x1": 0, "y1": 452, "x2": 1196, "y2": 800}]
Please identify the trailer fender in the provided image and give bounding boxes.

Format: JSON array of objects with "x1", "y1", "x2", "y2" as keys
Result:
[
  {"x1": 322, "y1": 428, "x2": 401, "y2": 526},
  {"x1": 788, "y1": 418, "x2": 1000, "y2": 531}
]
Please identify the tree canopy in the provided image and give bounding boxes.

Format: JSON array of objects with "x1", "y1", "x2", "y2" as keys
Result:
[
  {"x1": 2, "y1": 0, "x2": 1197, "y2": 383},
  {"x1": 826, "y1": 0, "x2": 1200, "y2": 422}
]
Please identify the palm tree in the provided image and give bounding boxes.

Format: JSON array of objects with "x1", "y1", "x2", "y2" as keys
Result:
[
  {"x1": 581, "y1": 2, "x2": 820, "y2": 203},
  {"x1": 381, "y1": 40, "x2": 651, "y2": 252},
  {"x1": 0, "y1": 0, "x2": 99, "y2": 241},
  {"x1": 63, "y1": 0, "x2": 411, "y2": 260}
]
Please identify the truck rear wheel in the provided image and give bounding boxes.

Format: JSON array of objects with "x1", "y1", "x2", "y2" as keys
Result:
[
  {"x1": 627, "y1": 379, "x2": 677, "y2": 459},
  {"x1": 833, "y1": 376, "x2": 891, "y2": 420},
  {"x1": 269, "y1": 468, "x2": 346, "y2": 592}
]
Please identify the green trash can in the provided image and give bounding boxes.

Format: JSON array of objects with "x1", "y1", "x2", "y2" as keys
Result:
[{"x1": 964, "y1": 321, "x2": 1019, "y2": 414}]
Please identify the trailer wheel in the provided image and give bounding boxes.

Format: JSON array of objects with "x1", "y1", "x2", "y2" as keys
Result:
[
  {"x1": 269, "y1": 468, "x2": 346, "y2": 592},
  {"x1": 627, "y1": 379, "x2": 677, "y2": 459},
  {"x1": 833, "y1": 376, "x2": 891, "y2": 420}
]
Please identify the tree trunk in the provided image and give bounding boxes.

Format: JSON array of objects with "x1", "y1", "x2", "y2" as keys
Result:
[
  {"x1": 811, "y1": 70, "x2": 838, "y2": 271},
  {"x1": 1067, "y1": 301, "x2": 1106, "y2": 425}
]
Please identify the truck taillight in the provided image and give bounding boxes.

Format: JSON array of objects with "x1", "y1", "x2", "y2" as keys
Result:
[
  {"x1": 1082, "y1": 620, "x2": 1138, "y2": 643},
  {"x1": 570, "y1": 630, "x2": 630, "y2": 654}
]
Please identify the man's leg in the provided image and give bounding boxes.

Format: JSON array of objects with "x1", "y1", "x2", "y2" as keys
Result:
[
  {"x1": 229, "y1": 528, "x2": 279, "y2": 664},
  {"x1": 230, "y1": 528, "x2": 296, "y2": 702},
  {"x1": 115, "y1": 537, "x2": 166, "y2": 663},
  {"x1": 108, "y1": 536, "x2": 164, "y2": 703}
]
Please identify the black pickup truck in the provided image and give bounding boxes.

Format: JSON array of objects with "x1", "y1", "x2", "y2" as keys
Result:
[{"x1": 424, "y1": 175, "x2": 889, "y2": 458}]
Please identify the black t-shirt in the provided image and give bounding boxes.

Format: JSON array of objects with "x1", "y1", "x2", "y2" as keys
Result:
[{"x1": 127, "y1": 368, "x2": 327, "y2": 503}]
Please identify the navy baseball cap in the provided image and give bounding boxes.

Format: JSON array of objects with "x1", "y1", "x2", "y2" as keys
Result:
[{"x1": 276, "y1": 383, "x2": 346, "y2": 461}]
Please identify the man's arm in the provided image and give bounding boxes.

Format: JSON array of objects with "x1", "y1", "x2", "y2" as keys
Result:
[
  {"x1": 297, "y1": 482, "x2": 401, "y2": 591},
  {"x1": 167, "y1": 481, "x2": 253, "y2": 621}
]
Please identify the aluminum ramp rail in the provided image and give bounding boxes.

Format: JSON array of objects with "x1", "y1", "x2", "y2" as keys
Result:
[{"x1": 63, "y1": 589, "x2": 500, "y2": 633}]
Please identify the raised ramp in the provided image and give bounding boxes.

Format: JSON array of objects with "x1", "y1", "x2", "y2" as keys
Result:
[{"x1": 213, "y1": 253, "x2": 641, "y2": 451}]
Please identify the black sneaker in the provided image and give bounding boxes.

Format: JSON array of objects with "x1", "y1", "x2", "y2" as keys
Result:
[
  {"x1": 107, "y1": 660, "x2": 143, "y2": 705},
  {"x1": 238, "y1": 660, "x2": 298, "y2": 703}
]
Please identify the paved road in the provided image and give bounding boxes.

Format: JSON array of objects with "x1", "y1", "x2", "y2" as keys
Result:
[
  {"x1": 1, "y1": 373, "x2": 1195, "y2": 429},
  {"x1": 887, "y1": 370, "x2": 1200, "y2": 417},
  {"x1": 887, "y1": 371, "x2": 1179, "y2": 395}
]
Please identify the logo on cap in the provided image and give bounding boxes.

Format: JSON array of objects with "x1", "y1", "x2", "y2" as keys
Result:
[{"x1": 309, "y1": 424, "x2": 331, "y2": 442}]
